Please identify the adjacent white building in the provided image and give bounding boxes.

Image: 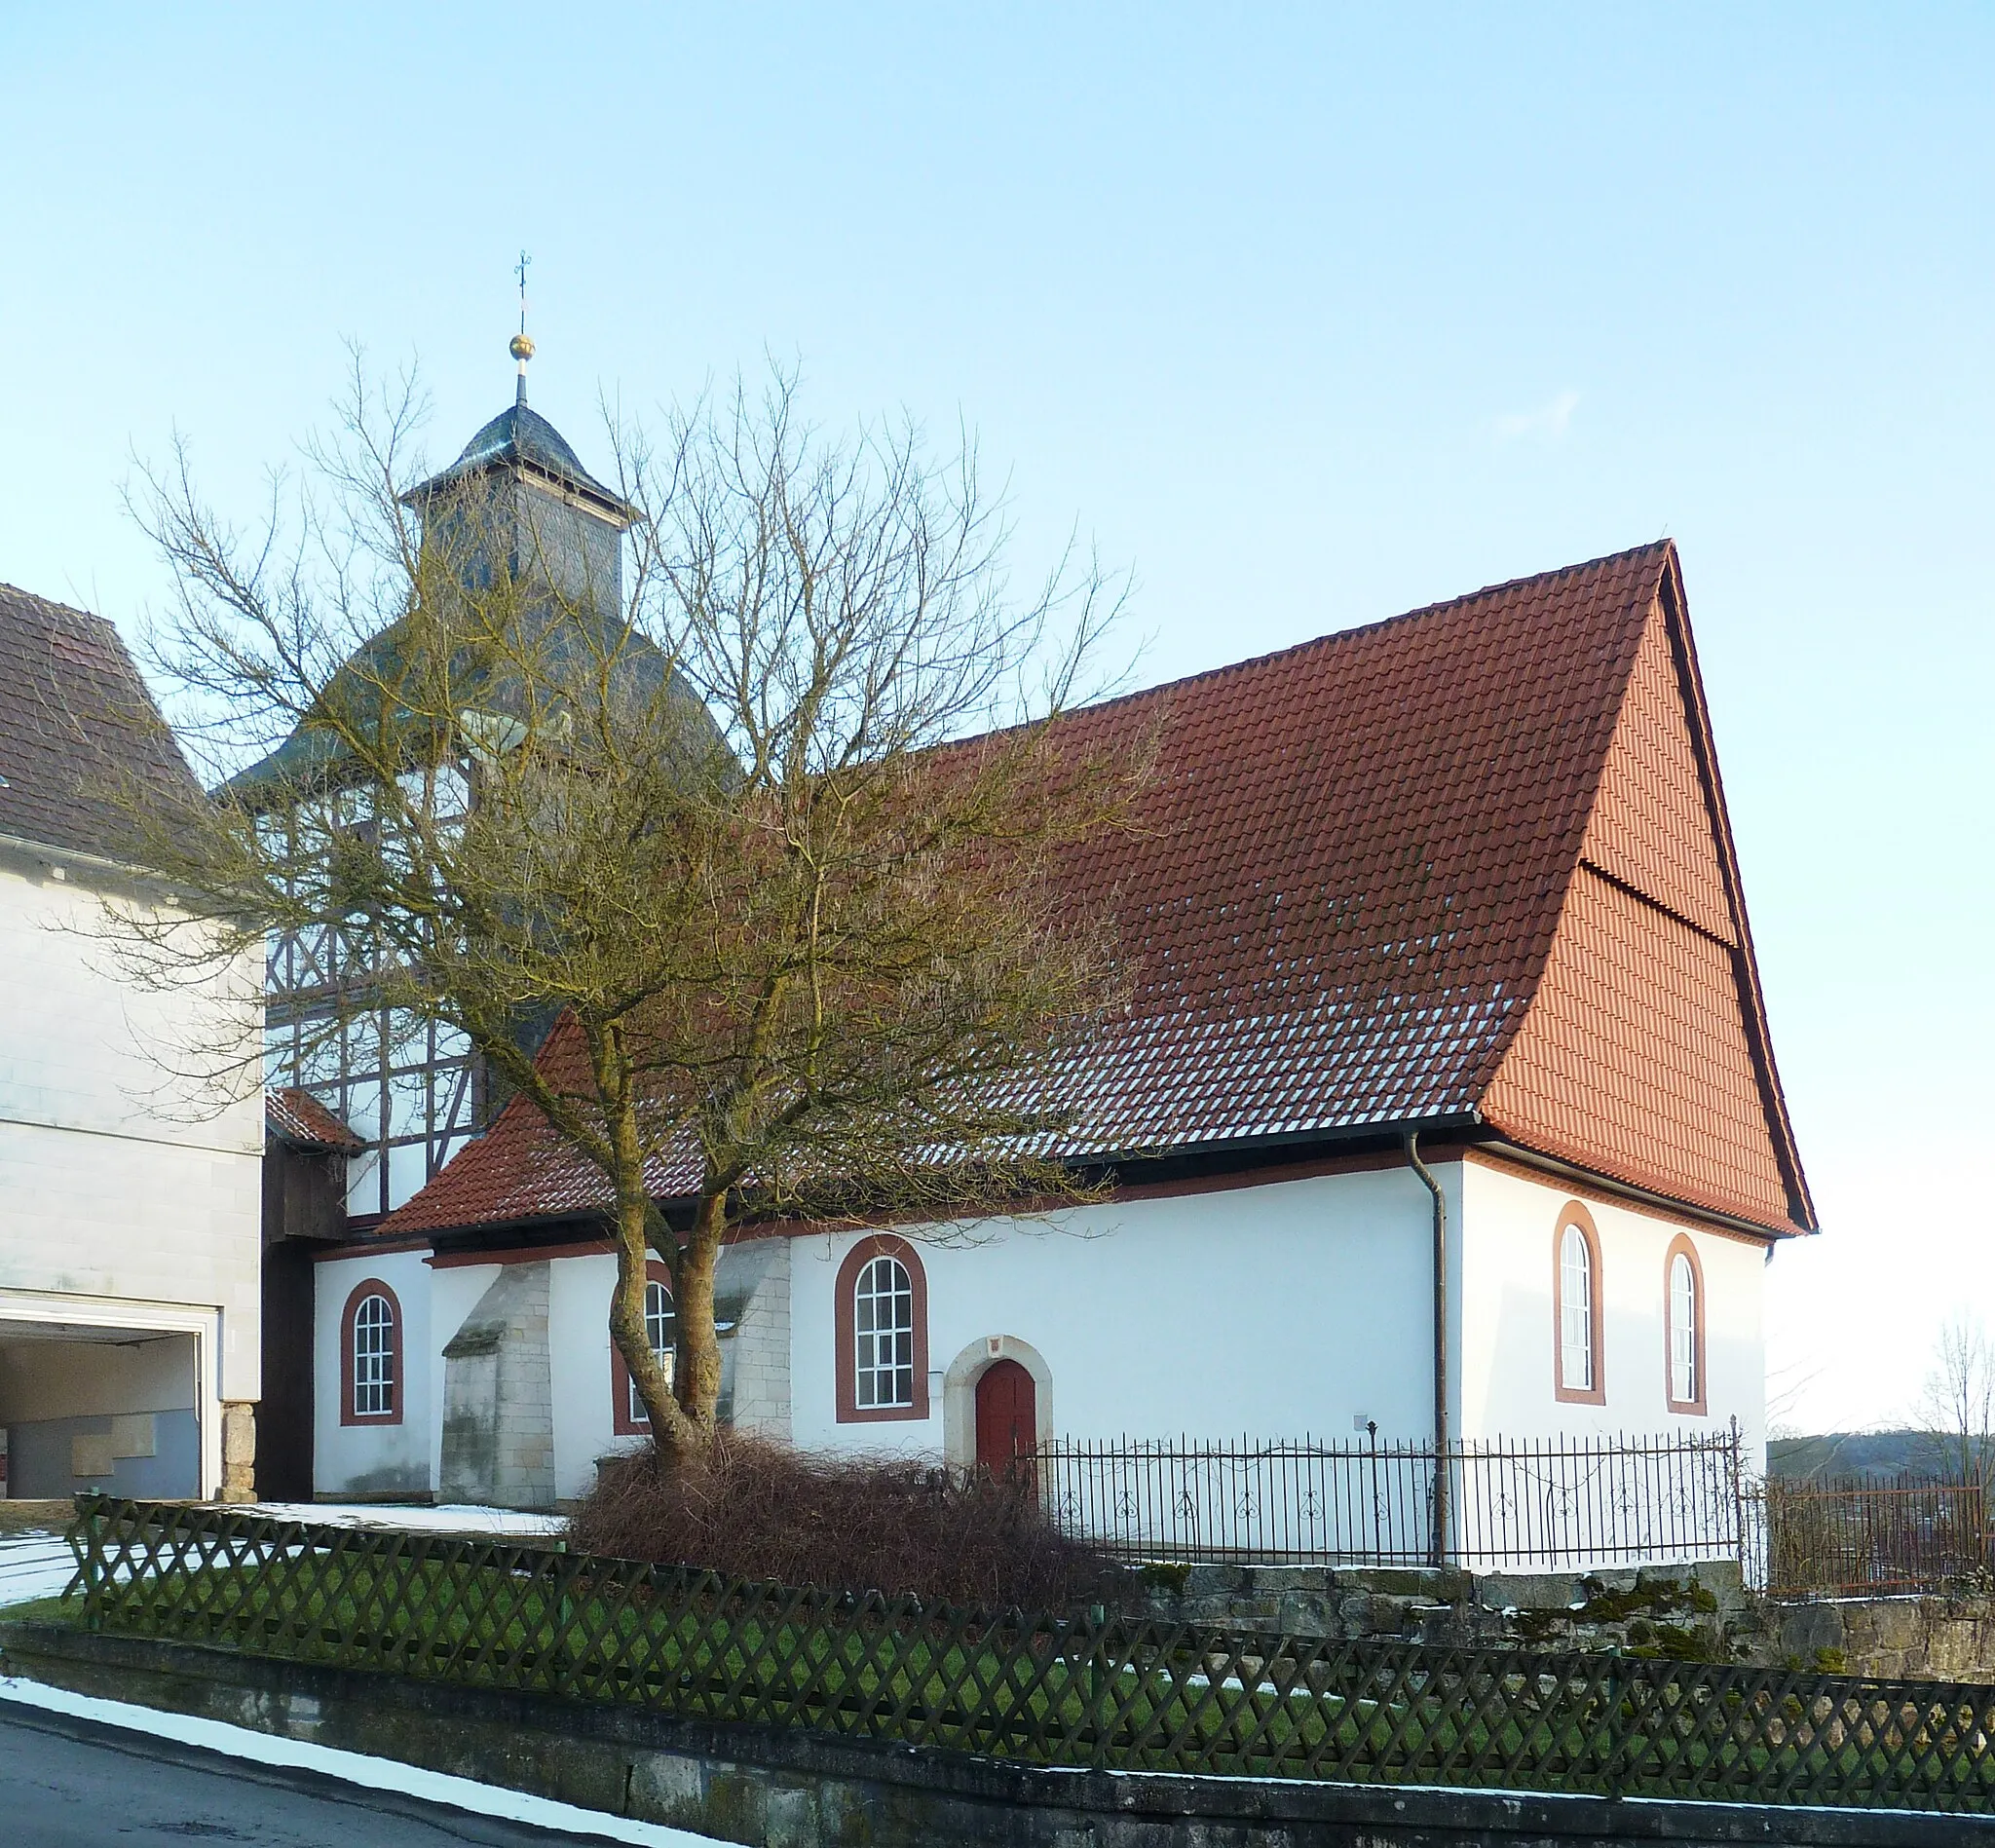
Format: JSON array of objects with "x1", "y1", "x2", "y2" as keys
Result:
[{"x1": 0, "y1": 585, "x2": 263, "y2": 1501}]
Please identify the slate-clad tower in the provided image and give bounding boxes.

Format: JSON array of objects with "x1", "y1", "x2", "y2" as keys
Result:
[
  {"x1": 402, "y1": 391, "x2": 635, "y2": 628},
  {"x1": 259, "y1": 342, "x2": 651, "y2": 1226}
]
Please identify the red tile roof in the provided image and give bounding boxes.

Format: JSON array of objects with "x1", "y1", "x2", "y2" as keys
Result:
[
  {"x1": 266, "y1": 1088, "x2": 364, "y2": 1153},
  {"x1": 1483, "y1": 581, "x2": 1807, "y2": 1227},
  {"x1": 376, "y1": 542, "x2": 1814, "y2": 1241}
]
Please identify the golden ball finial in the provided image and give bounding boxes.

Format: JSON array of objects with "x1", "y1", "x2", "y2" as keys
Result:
[{"x1": 509, "y1": 332, "x2": 536, "y2": 362}]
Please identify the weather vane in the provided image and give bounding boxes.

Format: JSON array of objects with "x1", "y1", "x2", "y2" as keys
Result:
[{"x1": 509, "y1": 249, "x2": 534, "y2": 405}]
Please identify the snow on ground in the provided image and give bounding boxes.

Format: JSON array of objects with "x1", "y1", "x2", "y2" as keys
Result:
[
  {"x1": 0, "y1": 1503, "x2": 564, "y2": 1611},
  {"x1": 256, "y1": 1502, "x2": 567, "y2": 1537},
  {"x1": 0, "y1": 1536, "x2": 75, "y2": 1607},
  {"x1": 0, "y1": 1676, "x2": 722, "y2": 1846}
]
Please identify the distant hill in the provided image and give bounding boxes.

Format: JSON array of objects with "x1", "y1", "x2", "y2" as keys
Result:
[{"x1": 1769, "y1": 1431, "x2": 1961, "y2": 1483}]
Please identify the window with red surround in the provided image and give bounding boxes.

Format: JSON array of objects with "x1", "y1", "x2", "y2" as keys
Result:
[
  {"x1": 1553, "y1": 1203, "x2": 1605, "y2": 1406},
  {"x1": 340, "y1": 1278, "x2": 403, "y2": 1426},
  {"x1": 1665, "y1": 1234, "x2": 1708, "y2": 1415},
  {"x1": 835, "y1": 1234, "x2": 928, "y2": 1422},
  {"x1": 611, "y1": 1260, "x2": 676, "y2": 1436}
]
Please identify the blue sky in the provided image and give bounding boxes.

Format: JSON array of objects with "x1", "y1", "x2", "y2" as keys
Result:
[{"x1": 4, "y1": 5, "x2": 1988, "y2": 1432}]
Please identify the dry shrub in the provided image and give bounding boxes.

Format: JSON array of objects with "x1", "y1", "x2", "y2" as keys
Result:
[{"x1": 568, "y1": 1432, "x2": 1119, "y2": 1611}]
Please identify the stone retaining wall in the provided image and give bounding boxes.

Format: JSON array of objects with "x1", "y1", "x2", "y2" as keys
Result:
[
  {"x1": 1766, "y1": 1595, "x2": 1995, "y2": 1679},
  {"x1": 1137, "y1": 1560, "x2": 1995, "y2": 1679},
  {"x1": 1137, "y1": 1560, "x2": 1750, "y2": 1661}
]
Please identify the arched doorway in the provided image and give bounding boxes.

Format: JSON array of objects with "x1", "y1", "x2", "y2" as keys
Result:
[
  {"x1": 942, "y1": 1337, "x2": 1051, "y2": 1469},
  {"x1": 975, "y1": 1357, "x2": 1036, "y2": 1476}
]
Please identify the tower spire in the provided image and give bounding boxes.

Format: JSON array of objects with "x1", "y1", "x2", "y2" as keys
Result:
[{"x1": 508, "y1": 249, "x2": 534, "y2": 407}]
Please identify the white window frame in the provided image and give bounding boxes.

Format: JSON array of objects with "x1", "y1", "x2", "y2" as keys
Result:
[
  {"x1": 854, "y1": 1255, "x2": 916, "y2": 1410},
  {"x1": 353, "y1": 1293, "x2": 396, "y2": 1417},
  {"x1": 1670, "y1": 1251, "x2": 1698, "y2": 1407},
  {"x1": 1559, "y1": 1224, "x2": 1594, "y2": 1393},
  {"x1": 626, "y1": 1278, "x2": 675, "y2": 1425}
]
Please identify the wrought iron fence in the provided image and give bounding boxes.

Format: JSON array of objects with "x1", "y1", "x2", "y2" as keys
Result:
[
  {"x1": 1763, "y1": 1475, "x2": 1990, "y2": 1599},
  {"x1": 1035, "y1": 1428, "x2": 1746, "y2": 1570},
  {"x1": 56, "y1": 1497, "x2": 1995, "y2": 1813}
]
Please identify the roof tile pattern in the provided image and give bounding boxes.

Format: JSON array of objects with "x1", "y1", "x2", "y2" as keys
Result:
[
  {"x1": 0, "y1": 585, "x2": 199, "y2": 860},
  {"x1": 378, "y1": 542, "x2": 1813, "y2": 1241},
  {"x1": 1482, "y1": 868, "x2": 1790, "y2": 1226},
  {"x1": 1027, "y1": 545, "x2": 1668, "y2": 1147},
  {"x1": 266, "y1": 1088, "x2": 364, "y2": 1152},
  {"x1": 1579, "y1": 608, "x2": 1734, "y2": 942}
]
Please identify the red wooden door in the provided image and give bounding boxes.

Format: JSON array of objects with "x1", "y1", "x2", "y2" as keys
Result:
[{"x1": 974, "y1": 1359, "x2": 1036, "y2": 1476}]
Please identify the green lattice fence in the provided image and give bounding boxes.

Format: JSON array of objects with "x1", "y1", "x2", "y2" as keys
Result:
[{"x1": 62, "y1": 1497, "x2": 1995, "y2": 1813}]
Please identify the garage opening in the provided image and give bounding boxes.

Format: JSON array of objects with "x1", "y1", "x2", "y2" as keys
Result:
[{"x1": 0, "y1": 1324, "x2": 201, "y2": 1500}]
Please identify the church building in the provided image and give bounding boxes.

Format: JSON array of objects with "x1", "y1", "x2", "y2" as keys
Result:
[{"x1": 269, "y1": 366, "x2": 1814, "y2": 1526}]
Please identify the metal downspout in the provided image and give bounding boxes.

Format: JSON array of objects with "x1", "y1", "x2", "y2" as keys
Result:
[{"x1": 1406, "y1": 1129, "x2": 1450, "y2": 1567}]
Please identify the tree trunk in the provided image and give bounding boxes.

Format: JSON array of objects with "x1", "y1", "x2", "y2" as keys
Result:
[
  {"x1": 609, "y1": 1183, "x2": 695, "y2": 1452},
  {"x1": 591, "y1": 1025, "x2": 700, "y2": 1457},
  {"x1": 673, "y1": 1190, "x2": 729, "y2": 1435}
]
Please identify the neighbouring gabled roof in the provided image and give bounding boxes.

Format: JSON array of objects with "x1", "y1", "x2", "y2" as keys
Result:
[
  {"x1": 375, "y1": 541, "x2": 1815, "y2": 1242},
  {"x1": 266, "y1": 1088, "x2": 364, "y2": 1153},
  {"x1": 0, "y1": 585, "x2": 202, "y2": 862}
]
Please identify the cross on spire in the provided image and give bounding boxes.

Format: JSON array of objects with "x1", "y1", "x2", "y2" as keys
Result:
[{"x1": 508, "y1": 249, "x2": 535, "y2": 406}]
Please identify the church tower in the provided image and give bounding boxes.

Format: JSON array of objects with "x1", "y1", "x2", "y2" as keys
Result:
[
  {"x1": 400, "y1": 328, "x2": 635, "y2": 632},
  {"x1": 262, "y1": 314, "x2": 654, "y2": 1226}
]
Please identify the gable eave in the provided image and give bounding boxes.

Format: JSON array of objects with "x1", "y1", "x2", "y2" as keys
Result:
[
  {"x1": 1470, "y1": 543, "x2": 1817, "y2": 1235},
  {"x1": 1650, "y1": 545, "x2": 1817, "y2": 1231}
]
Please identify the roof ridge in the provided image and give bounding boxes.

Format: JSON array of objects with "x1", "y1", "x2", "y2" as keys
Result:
[
  {"x1": 0, "y1": 583, "x2": 119, "y2": 629},
  {"x1": 1066, "y1": 541, "x2": 1675, "y2": 724}
]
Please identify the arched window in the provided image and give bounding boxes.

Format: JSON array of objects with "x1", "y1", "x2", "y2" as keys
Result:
[
  {"x1": 1552, "y1": 1205, "x2": 1604, "y2": 1406},
  {"x1": 340, "y1": 1278, "x2": 403, "y2": 1425},
  {"x1": 855, "y1": 1255, "x2": 915, "y2": 1410},
  {"x1": 1665, "y1": 1235, "x2": 1707, "y2": 1415},
  {"x1": 1560, "y1": 1226, "x2": 1593, "y2": 1388},
  {"x1": 835, "y1": 1234, "x2": 929, "y2": 1422},
  {"x1": 611, "y1": 1263, "x2": 675, "y2": 1436}
]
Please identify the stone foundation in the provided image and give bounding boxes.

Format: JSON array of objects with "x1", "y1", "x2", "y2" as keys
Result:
[
  {"x1": 1764, "y1": 1595, "x2": 1995, "y2": 1679},
  {"x1": 218, "y1": 1402, "x2": 255, "y2": 1503}
]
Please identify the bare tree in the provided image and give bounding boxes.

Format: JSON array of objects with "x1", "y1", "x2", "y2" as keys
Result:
[
  {"x1": 1917, "y1": 1315, "x2": 1995, "y2": 1492},
  {"x1": 100, "y1": 355, "x2": 1147, "y2": 1460}
]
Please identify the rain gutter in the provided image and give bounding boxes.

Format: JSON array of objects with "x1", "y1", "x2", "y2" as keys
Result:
[{"x1": 1404, "y1": 1128, "x2": 1450, "y2": 1568}]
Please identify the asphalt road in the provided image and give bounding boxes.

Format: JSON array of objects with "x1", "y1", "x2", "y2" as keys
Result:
[{"x1": 0, "y1": 1704, "x2": 648, "y2": 1847}]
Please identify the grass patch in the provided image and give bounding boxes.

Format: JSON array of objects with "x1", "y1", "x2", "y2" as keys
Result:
[{"x1": 0, "y1": 1593, "x2": 82, "y2": 1627}]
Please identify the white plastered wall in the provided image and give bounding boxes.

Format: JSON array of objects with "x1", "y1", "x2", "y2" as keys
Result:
[
  {"x1": 1456, "y1": 1155, "x2": 1769, "y2": 1467},
  {"x1": 313, "y1": 1246, "x2": 434, "y2": 1497},
  {"x1": 549, "y1": 1251, "x2": 628, "y2": 1502},
  {"x1": 790, "y1": 1164, "x2": 1453, "y2": 1461},
  {"x1": 320, "y1": 1243, "x2": 795, "y2": 1507},
  {"x1": 0, "y1": 852, "x2": 263, "y2": 1495}
]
